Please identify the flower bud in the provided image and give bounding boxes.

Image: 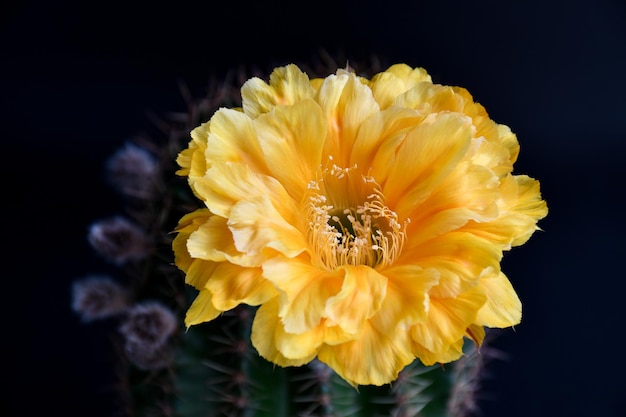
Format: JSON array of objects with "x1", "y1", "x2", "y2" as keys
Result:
[
  {"x1": 71, "y1": 275, "x2": 130, "y2": 322},
  {"x1": 87, "y1": 216, "x2": 151, "y2": 265}
]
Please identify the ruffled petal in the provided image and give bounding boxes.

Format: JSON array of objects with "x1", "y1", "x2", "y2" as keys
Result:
[
  {"x1": 251, "y1": 298, "x2": 318, "y2": 367},
  {"x1": 318, "y1": 319, "x2": 414, "y2": 387},
  {"x1": 411, "y1": 336, "x2": 465, "y2": 366},
  {"x1": 229, "y1": 194, "x2": 308, "y2": 258},
  {"x1": 194, "y1": 161, "x2": 295, "y2": 219},
  {"x1": 375, "y1": 264, "x2": 440, "y2": 329},
  {"x1": 185, "y1": 258, "x2": 218, "y2": 290},
  {"x1": 185, "y1": 289, "x2": 221, "y2": 327},
  {"x1": 401, "y1": 231, "x2": 502, "y2": 298},
  {"x1": 254, "y1": 99, "x2": 327, "y2": 201},
  {"x1": 205, "y1": 109, "x2": 269, "y2": 173},
  {"x1": 410, "y1": 288, "x2": 486, "y2": 355},
  {"x1": 326, "y1": 265, "x2": 388, "y2": 334},
  {"x1": 241, "y1": 64, "x2": 316, "y2": 119},
  {"x1": 461, "y1": 174, "x2": 548, "y2": 248},
  {"x1": 262, "y1": 256, "x2": 343, "y2": 333},
  {"x1": 381, "y1": 112, "x2": 473, "y2": 216},
  {"x1": 186, "y1": 214, "x2": 263, "y2": 267},
  {"x1": 349, "y1": 106, "x2": 425, "y2": 174},
  {"x1": 475, "y1": 270, "x2": 522, "y2": 328},
  {"x1": 404, "y1": 161, "x2": 500, "y2": 247},
  {"x1": 315, "y1": 71, "x2": 380, "y2": 166},
  {"x1": 205, "y1": 263, "x2": 276, "y2": 311},
  {"x1": 172, "y1": 208, "x2": 212, "y2": 272},
  {"x1": 369, "y1": 64, "x2": 432, "y2": 109},
  {"x1": 176, "y1": 121, "x2": 210, "y2": 180}
]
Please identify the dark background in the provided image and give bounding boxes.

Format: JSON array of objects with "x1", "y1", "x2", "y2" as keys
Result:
[{"x1": 3, "y1": 0, "x2": 626, "y2": 416}]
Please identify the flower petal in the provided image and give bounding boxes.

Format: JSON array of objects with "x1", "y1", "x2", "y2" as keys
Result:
[
  {"x1": 172, "y1": 208, "x2": 212, "y2": 272},
  {"x1": 205, "y1": 108, "x2": 268, "y2": 173},
  {"x1": 186, "y1": 214, "x2": 263, "y2": 267},
  {"x1": 176, "y1": 121, "x2": 210, "y2": 190},
  {"x1": 254, "y1": 99, "x2": 327, "y2": 201},
  {"x1": 411, "y1": 336, "x2": 465, "y2": 366},
  {"x1": 194, "y1": 161, "x2": 294, "y2": 219},
  {"x1": 229, "y1": 194, "x2": 308, "y2": 258},
  {"x1": 402, "y1": 231, "x2": 502, "y2": 298},
  {"x1": 461, "y1": 174, "x2": 548, "y2": 248},
  {"x1": 262, "y1": 256, "x2": 343, "y2": 333},
  {"x1": 315, "y1": 71, "x2": 380, "y2": 165},
  {"x1": 369, "y1": 63, "x2": 432, "y2": 109},
  {"x1": 475, "y1": 270, "x2": 522, "y2": 328},
  {"x1": 382, "y1": 112, "x2": 473, "y2": 215},
  {"x1": 275, "y1": 318, "x2": 353, "y2": 360},
  {"x1": 251, "y1": 298, "x2": 318, "y2": 366},
  {"x1": 410, "y1": 287, "x2": 486, "y2": 355},
  {"x1": 404, "y1": 161, "x2": 500, "y2": 247},
  {"x1": 376, "y1": 265, "x2": 440, "y2": 329},
  {"x1": 241, "y1": 64, "x2": 316, "y2": 119},
  {"x1": 205, "y1": 263, "x2": 276, "y2": 310},
  {"x1": 185, "y1": 289, "x2": 221, "y2": 327},
  {"x1": 326, "y1": 265, "x2": 388, "y2": 334},
  {"x1": 318, "y1": 319, "x2": 414, "y2": 387},
  {"x1": 349, "y1": 106, "x2": 425, "y2": 173}
]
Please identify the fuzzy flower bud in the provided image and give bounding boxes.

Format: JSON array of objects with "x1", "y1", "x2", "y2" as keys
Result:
[
  {"x1": 119, "y1": 301, "x2": 178, "y2": 370},
  {"x1": 87, "y1": 216, "x2": 151, "y2": 265},
  {"x1": 119, "y1": 301, "x2": 178, "y2": 346},
  {"x1": 105, "y1": 142, "x2": 160, "y2": 200},
  {"x1": 71, "y1": 275, "x2": 131, "y2": 322}
]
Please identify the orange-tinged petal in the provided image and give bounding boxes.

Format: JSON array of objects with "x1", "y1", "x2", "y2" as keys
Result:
[
  {"x1": 254, "y1": 99, "x2": 326, "y2": 201},
  {"x1": 475, "y1": 270, "x2": 522, "y2": 328},
  {"x1": 176, "y1": 121, "x2": 210, "y2": 179},
  {"x1": 411, "y1": 336, "x2": 465, "y2": 366},
  {"x1": 410, "y1": 288, "x2": 486, "y2": 354},
  {"x1": 404, "y1": 161, "x2": 500, "y2": 247},
  {"x1": 471, "y1": 138, "x2": 514, "y2": 178},
  {"x1": 274, "y1": 318, "x2": 354, "y2": 360},
  {"x1": 496, "y1": 123, "x2": 520, "y2": 163},
  {"x1": 349, "y1": 106, "x2": 425, "y2": 173},
  {"x1": 466, "y1": 323, "x2": 486, "y2": 346},
  {"x1": 375, "y1": 265, "x2": 440, "y2": 329},
  {"x1": 315, "y1": 72, "x2": 380, "y2": 165},
  {"x1": 369, "y1": 64, "x2": 431, "y2": 109},
  {"x1": 395, "y1": 82, "x2": 464, "y2": 113},
  {"x1": 262, "y1": 256, "x2": 343, "y2": 333},
  {"x1": 461, "y1": 174, "x2": 548, "y2": 248},
  {"x1": 251, "y1": 298, "x2": 318, "y2": 367},
  {"x1": 402, "y1": 231, "x2": 502, "y2": 298},
  {"x1": 185, "y1": 258, "x2": 219, "y2": 290},
  {"x1": 241, "y1": 64, "x2": 316, "y2": 119},
  {"x1": 382, "y1": 112, "x2": 473, "y2": 215},
  {"x1": 326, "y1": 265, "x2": 388, "y2": 334},
  {"x1": 229, "y1": 195, "x2": 308, "y2": 258},
  {"x1": 194, "y1": 161, "x2": 294, "y2": 219},
  {"x1": 185, "y1": 289, "x2": 221, "y2": 327},
  {"x1": 205, "y1": 263, "x2": 276, "y2": 310},
  {"x1": 186, "y1": 215, "x2": 264, "y2": 267},
  {"x1": 205, "y1": 108, "x2": 268, "y2": 173},
  {"x1": 186, "y1": 215, "x2": 232, "y2": 262},
  {"x1": 318, "y1": 319, "x2": 414, "y2": 387},
  {"x1": 172, "y1": 208, "x2": 212, "y2": 272}
]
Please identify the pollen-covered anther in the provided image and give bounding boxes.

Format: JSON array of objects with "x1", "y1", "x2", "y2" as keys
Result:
[{"x1": 306, "y1": 167, "x2": 407, "y2": 271}]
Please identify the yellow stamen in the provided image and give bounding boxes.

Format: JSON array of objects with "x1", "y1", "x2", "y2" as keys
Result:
[{"x1": 305, "y1": 160, "x2": 407, "y2": 271}]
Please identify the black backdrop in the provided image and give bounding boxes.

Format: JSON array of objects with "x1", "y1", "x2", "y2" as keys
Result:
[{"x1": 3, "y1": 1, "x2": 626, "y2": 416}]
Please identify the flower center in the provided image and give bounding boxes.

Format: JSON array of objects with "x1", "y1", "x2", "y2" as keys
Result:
[{"x1": 305, "y1": 159, "x2": 407, "y2": 271}]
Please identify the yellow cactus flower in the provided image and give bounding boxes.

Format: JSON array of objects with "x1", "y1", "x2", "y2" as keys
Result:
[{"x1": 172, "y1": 63, "x2": 548, "y2": 387}]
